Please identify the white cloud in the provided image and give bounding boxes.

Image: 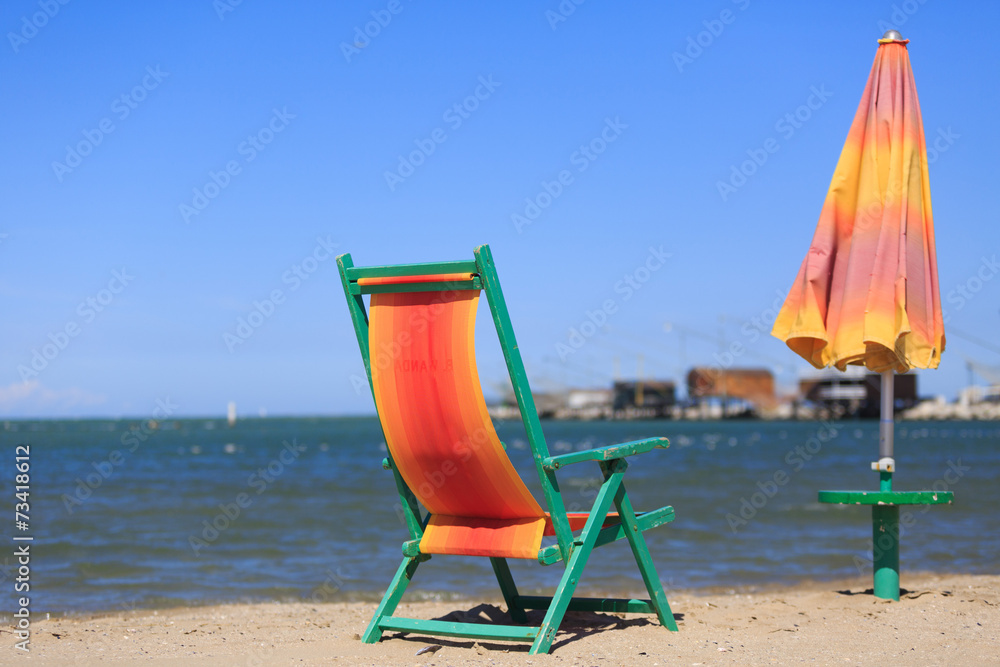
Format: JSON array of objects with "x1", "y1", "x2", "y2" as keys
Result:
[{"x1": 0, "y1": 380, "x2": 107, "y2": 415}]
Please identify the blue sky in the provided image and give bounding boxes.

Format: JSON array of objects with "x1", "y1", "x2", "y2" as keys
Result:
[{"x1": 2, "y1": 1, "x2": 998, "y2": 418}]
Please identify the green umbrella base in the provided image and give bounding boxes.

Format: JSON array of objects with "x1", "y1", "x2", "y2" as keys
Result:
[{"x1": 818, "y1": 489, "x2": 954, "y2": 601}]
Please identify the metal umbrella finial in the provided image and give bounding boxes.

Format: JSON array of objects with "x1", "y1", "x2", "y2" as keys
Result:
[{"x1": 882, "y1": 29, "x2": 904, "y2": 41}]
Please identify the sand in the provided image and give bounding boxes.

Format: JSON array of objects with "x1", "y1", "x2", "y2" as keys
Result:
[{"x1": 9, "y1": 573, "x2": 999, "y2": 666}]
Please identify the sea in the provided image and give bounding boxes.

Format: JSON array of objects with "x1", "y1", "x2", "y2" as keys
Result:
[{"x1": 2, "y1": 417, "x2": 997, "y2": 614}]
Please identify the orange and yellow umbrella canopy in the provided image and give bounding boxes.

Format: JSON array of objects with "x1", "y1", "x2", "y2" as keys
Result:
[{"x1": 772, "y1": 32, "x2": 945, "y2": 374}]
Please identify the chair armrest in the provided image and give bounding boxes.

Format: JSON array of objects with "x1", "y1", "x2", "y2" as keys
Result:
[{"x1": 541, "y1": 437, "x2": 668, "y2": 471}]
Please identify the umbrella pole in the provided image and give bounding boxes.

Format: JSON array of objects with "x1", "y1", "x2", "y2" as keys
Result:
[
  {"x1": 873, "y1": 370, "x2": 899, "y2": 599},
  {"x1": 878, "y1": 370, "x2": 895, "y2": 491}
]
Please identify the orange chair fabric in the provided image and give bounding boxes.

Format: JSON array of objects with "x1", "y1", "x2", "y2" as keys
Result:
[{"x1": 368, "y1": 287, "x2": 547, "y2": 559}]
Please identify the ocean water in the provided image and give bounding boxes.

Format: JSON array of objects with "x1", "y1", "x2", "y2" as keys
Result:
[{"x1": 2, "y1": 417, "x2": 997, "y2": 614}]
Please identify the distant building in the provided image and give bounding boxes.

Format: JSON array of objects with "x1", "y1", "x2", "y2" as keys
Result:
[
  {"x1": 567, "y1": 389, "x2": 614, "y2": 410},
  {"x1": 960, "y1": 384, "x2": 1000, "y2": 405},
  {"x1": 613, "y1": 380, "x2": 676, "y2": 418},
  {"x1": 904, "y1": 383, "x2": 1000, "y2": 420},
  {"x1": 687, "y1": 368, "x2": 775, "y2": 416},
  {"x1": 489, "y1": 391, "x2": 566, "y2": 420},
  {"x1": 557, "y1": 388, "x2": 615, "y2": 420},
  {"x1": 527, "y1": 392, "x2": 566, "y2": 419},
  {"x1": 798, "y1": 371, "x2": 917, "y2": 418}
]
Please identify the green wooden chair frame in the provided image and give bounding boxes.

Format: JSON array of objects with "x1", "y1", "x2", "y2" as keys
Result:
[{"x1": 337, "y1": 244, "x2": 678, "y2": 654}]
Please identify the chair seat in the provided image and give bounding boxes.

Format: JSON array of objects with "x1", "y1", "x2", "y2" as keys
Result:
[
  {"x1": 419, "y1": 512, "x2": 623, "y2": 560},
  {"x1": 420, "y1": 515, "x2": 547, "y2": 559}
]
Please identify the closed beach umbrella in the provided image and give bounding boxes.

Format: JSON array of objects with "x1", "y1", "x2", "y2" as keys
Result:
[
  {"x1": 771, "y1": 31, "x2": 950, "y2": 600},
  {"x1": 773, "y1": 30, "x2": 944, "y2": 383}
]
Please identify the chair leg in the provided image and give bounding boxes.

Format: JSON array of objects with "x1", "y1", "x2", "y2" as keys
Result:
[
  {"x1": 614, "y1": 485, "x2": 678, "y2": 631},
  {"x1": 490, "y1": 557, "x2": 528, "y2": 624},
  {"x1": 529, "y1": 536, "x2": 591, "y2": 653},
  {"x1": 362, "y1": 555, "x2": 422, "y2": 643},
  {"x1": 530, "y1": 467, "x2": 624, "y2": 654}
]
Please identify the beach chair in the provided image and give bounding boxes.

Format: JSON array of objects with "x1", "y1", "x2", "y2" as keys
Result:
[{"x1": 336, "y1": 244, "x2": 678, "y2": 654}]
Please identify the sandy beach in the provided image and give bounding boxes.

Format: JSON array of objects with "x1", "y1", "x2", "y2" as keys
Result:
[{"x1": 10, "y1": 572, "x2": 997, "y2": 666}]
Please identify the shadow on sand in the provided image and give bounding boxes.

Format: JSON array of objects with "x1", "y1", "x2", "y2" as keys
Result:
[{"x1": 383, "y1": 602, "x2": 685, "y2": 653}]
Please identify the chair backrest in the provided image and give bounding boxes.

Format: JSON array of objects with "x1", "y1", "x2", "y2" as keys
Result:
[
  {"x1": 338, "y1": 248, "x2": 571, "y2": 559},
  {"x1": 366, "y1": 283, "x2": 544, "y2": 522}
]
